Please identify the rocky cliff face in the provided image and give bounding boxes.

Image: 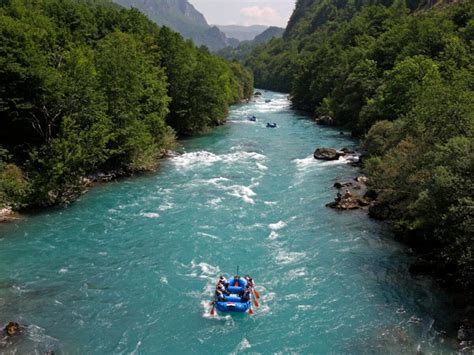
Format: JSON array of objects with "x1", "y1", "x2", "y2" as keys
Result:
[{"x1": 112, "y1": 0, "x2": 236, "y2": 51}]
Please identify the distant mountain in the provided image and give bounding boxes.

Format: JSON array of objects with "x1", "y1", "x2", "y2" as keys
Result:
[
  {"x1": 217, "y1": 26, "x2": 285, "y2": 62},
  {"x1": 112, "y1": 0, "x2": 238, "y2": 51},
  {"x1": 216, "y1": 25, "x2": 268, "y2": 41},
  {"x1": 253, "y1": 26, "x2": 285, "y2": 44}
]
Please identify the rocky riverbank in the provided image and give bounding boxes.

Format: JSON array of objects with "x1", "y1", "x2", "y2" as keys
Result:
[
  {"x1": 0, "y1": 207, "x2": 17, "y2": 223},
  {"x1": 314, "y1": 142, "x2": 473, "y2": 350}
]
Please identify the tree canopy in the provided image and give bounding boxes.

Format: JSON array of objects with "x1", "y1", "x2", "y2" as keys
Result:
[
  {"x1": 0, "y1": 0, "x2": 253, "y2": 207},
  {"x1": 245, "y1": 0, "x2": 473, "y2": 289}
]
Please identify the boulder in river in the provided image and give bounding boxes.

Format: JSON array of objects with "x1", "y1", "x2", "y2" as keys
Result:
[
  {"x1": 314, "y1": 148, "x2": 345, "y2": 160},
  {"x1": 254, "y1": 91, "x2": 262, "y2": 96},
  {"x1": 313, "y1": 147, "x2": 362, "y2": 162},
  {"x1": 2, "y1": 322, "x2": 24, "y2": 337},
  {"x1": 326, "y1": 189, "x2": 369, "y2": 210}
]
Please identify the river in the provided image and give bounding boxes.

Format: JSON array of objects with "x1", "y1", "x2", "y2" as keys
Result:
[{"x1": 0, "y1": 91, "x2": 455, "y2": 353}]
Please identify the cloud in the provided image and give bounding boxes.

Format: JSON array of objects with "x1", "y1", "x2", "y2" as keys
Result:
[{"x1": 239, "y1": 6, "x2": 284, "y2": 26}]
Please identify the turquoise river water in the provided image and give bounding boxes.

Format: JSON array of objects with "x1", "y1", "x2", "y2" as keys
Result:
[{"x1": 0, "y1": 91, "x2": 457, "y2": 353}]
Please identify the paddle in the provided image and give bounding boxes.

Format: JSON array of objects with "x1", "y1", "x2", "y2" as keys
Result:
[
  {"x1": 249, "y1": 306, "x2": 254, "y2": 315},
  {"x1": 253, "y1": 288, "x2": 261, "y2": 299},
  {"x1": 250, "y1": 288, "x2": 259, "y2": 307},
  {"x1": 210, "y1": 301, "x2": 215, "y2": 316}
]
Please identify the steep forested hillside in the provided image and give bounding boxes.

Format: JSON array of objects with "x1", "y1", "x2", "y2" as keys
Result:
[
  {"x1": 0, "y1": 0, "x2": 253, "y2": 209},
  {"x1": 112, "y1": 0, "x2": 238, "y2": 51},
  {"x1": 246, "y1": 0, "x2": 473, "y2": 298},
  {"x1": 253, "y1": 26, "x2": 285, "y2": 44}
]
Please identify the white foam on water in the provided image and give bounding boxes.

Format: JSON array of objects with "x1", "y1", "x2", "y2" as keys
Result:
[
  {"x1": 275, "y1": 251, "x2": 306, "y2": 265},
  {"x1": 58, "y1": 268, "x2": 68, "y2": 274},
  {"x1": 140, "y1": 212, "x2": 160, "y2": 218},
  {"x1": 184, "y1": 177, "x2": 230, "y2": 189},
  {"x1": 264, "y1": 201, "x2": 278, "y2": 206},
  {"x1": 288, "y1": 267, "x2": 307, "y2": 278},
  {"x1": 318, "y1": 156, "x2": 355, "y2": 167},
  {"x1": 158, "y1": 202, "x2": 174, "y2": 211},
  {"x1": 237, "y1": 223, "x2": 266, "y2": 231},
  {"x1": 256, "y1": 162, "x2": 268, "y2": 171},
  {"x1": 191, "y1": 260, "x2": 220, "y2": 277},
  {"x1": 269, "y1": 220, "x2": 287, "y2": 230},
  {"x1": 228, "y1": 119, "x2": 255, "y2": 124},
  {"x1": 227, "y1": 185, "x2": 256, "y2": 204},
  {"x1": 294, "y1": 154, "x2": 356, "y2": 172},
  {"x1": 200, "y1": 300, "x2": 233, "y2": 321},
  {"x1": 197, "y1": 232, "x2": 219, "y2": 240},
  {"x1": 170, "y1": 151, "x2": 221, "y2": 167},
  {"x1": 224, "y1": 151, "x2": 266, "y2": 163},
  {"x1": 250, "y1": 177, "x2": 261, "y2": 188},
  {"x1": 268, "y1": 231, "x2": 279, "y2": 240},
  {"x1": 207, "y1": 197, "x2": 223, "y2": 207},
  {"x1": 207, "y1": 177, "x2": 231, "y2": 185},
  {"x1": 234, "y1": 338, "x2": 252, "y2": 353},
  {"x1": 170, "y1": 150, "x2": 266, "y2": 169},
  {"x1": 160, "y1": 276, "x2": 168, "y2": 284},
  {"x1": 294, "y1": 155, "x2": 315, "y2": 170},
  {"x1": 254, "y1": 98, "x2": 290, "y2": 112},
  {"x1": 131, "y1": 340, "x2": 142, "y2": 355}
]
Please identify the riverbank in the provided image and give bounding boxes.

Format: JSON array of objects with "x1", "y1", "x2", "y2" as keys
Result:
[
  {"x1": 310, "y1": 122, "x2": 474, "y2": 350},
  {"x1": 0, "y1": 207, "x2": 16, "y2": 222}
]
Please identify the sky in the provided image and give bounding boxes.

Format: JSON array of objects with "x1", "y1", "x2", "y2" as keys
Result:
[{"x1": 189, "y1": 0, "x2": 296, "y2": 27}]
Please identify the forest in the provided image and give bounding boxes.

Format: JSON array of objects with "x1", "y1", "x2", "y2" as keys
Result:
[
  {"x1": 0, "y1": 0, "x2": 253, "y2": 209},
  {"x1": 246, "y1": 0, "x2": 473, "y2": 292}
]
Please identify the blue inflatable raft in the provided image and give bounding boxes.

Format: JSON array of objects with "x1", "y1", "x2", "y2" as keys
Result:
[{"x1": 215, "y1": 277, "x2": 251, "y2": 313}]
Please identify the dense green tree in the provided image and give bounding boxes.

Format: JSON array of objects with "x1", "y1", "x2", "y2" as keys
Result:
[
  {"x1": 0, "y1": 0, "x2": 253, "y2": 207},
  {"x1": 245, "y1": 0, "x2": 474, "y2": 290}
]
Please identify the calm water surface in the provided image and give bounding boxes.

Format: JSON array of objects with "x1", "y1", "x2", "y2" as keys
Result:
[{"x1": 0, "y1": 91, "x2": 455, "y2": 353}]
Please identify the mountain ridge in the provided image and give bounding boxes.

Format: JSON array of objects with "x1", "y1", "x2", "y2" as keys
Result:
[
  {"x1": 216, "y1": 25, "x2": 268, "y2": 41},
  {"x1": 112, "y1": 0, "x2": 237, "y2": 51}
]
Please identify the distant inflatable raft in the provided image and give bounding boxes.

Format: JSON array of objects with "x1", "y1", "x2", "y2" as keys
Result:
[{"x1": 215, "y1": 277, "x2": 251, "y2": 313}]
